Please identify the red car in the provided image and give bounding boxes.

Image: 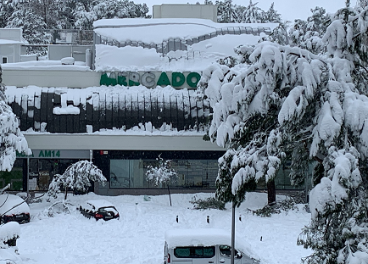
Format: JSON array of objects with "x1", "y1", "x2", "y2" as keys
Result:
[
  {"x1": 78, "y1": 199, "x2": 119, "y2": 221},
  {"x1": 0, "y1": 194, "x2": 30, "y2": 224}
]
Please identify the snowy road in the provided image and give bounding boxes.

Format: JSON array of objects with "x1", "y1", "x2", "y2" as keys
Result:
[{"x1": 15, "y1": 192, "x2": 312, "y2": 264}]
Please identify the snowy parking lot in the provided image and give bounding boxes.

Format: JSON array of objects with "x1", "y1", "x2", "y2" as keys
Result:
[{"x1": 13, "y1": 192, "x2": 311, "y2": 264}]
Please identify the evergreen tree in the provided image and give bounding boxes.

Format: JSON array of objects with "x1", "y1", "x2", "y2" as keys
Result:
[
  {"x1": 242, "y1": 0, "x2": 265, "y2": 23},
  {"x1": 0, "y1": 66, "x2": 29, "y2": 171},
  {"x1": 216, "y1": 0, "x2": 238, "y2": 23},
  {"x1": 0, "y1": 0, "x2": 15, "y2": 28},
  {"x1": 6, "y1": 0, "x2": 51, "y2": 54},
  {"x1": 264, "y1": 2, "x2": 282, "y2": 23},
  {"x1": 200, "y1": 1, "x2": 368, "y2": 263}
]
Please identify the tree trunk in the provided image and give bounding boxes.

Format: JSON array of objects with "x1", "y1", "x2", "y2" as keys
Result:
[
  {"x1": 267, "y1": 179, "x2": 276, "y2": 205},
  {"x1": 64, "y1": 188, "x2": 68, "y2": 200},
  {"x1": 167, "y1": 185, "x2": 172, "y2": 206}
]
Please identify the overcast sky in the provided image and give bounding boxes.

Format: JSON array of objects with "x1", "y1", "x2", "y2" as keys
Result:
[{"x1": 138, "y1": 0, "x2": 351, "y2": 22}]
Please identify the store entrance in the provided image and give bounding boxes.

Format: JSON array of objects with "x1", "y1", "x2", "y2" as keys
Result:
[{"x1": 29, "y1": 159, "x2": 81, "y2": 191}]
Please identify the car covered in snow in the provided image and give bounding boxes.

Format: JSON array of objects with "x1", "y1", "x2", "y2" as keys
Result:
[
  {"x1": 164, "y1": 228, "x2": 259, "y2": 264},
  {"x1": 78, "y1": 199, "x2": 119, "y2": 221},
  {"x1": 0, "y1": 194, "x2": 30, "y2": 224}
]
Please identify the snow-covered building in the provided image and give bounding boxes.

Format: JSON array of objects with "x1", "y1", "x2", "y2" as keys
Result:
[
  {"x1": 1, "y1": 18, "x2": 292, "y2": 196},
  {"x1": 0, "y1": 28, "x2": 28, "y2": 64}
]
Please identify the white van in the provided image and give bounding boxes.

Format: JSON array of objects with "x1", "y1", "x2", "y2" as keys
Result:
[{"x1": 163, "y1": 228, "x2": 259, "y2": 264}]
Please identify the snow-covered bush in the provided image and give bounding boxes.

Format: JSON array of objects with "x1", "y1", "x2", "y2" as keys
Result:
[
  {"x1": 48, "y1": 160, "x2": 106, "y2": 200},
  {"x1": 0, "y1": 222, "x2": 19, "y2": 247},
  {"x1": 190, "y1": 196, "x2": 226, "y2": 210},
  {"x1": 146, "y1": 155, "x2": 177, "y2": 206}
]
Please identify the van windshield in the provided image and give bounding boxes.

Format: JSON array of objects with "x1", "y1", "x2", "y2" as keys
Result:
[
  {"x1": 219, "y1": 245, "x2": 239, "y2": 257},
  {"x1": 174, "y1": 246, "x2": 215, "y2": 258}
]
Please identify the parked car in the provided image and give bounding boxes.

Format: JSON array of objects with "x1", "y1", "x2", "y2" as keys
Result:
[
  {"x1": 164, "y1": 228, "x2": 259, "y2": 264},
  {"x1": 0, "y1": 194, "x2": 30, "y2": 224},
  {"x1": 78, "y1": 199, "x2": 119, "y2": 221}
]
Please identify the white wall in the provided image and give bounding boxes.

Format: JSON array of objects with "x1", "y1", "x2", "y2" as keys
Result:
[
  {"x1": 153, "y1": 4, "x2": 218, "y2": 22},
  {"x1": 0, "y1": 28, "x2": 23, "y2": 42},
  {"x1": 24, "y1": 134, "x2": 224, "y2": 151},
  {"x1": 0, "y1": 44, "x2": 21, "y2": 63},
  {"x1": 3, "y1": 69, "x2": 100, "y2": 88}
]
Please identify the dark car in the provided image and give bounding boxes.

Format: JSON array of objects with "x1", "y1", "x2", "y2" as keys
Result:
[
  {"x1": 78, "y1": 199, "x2": 119, "y2": 221},
  {"x1": 0, "y1": 194, "x2": 30, "y2": 224}
]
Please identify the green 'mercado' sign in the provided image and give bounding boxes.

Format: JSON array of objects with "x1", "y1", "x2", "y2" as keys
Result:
[{"x1": 100, "y1": 71, "x2": 201, "y2": 89}]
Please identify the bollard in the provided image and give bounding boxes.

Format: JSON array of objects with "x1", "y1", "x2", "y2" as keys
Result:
[{"x1": 176, "y1": 215, "x2": 178, "y2": 223}]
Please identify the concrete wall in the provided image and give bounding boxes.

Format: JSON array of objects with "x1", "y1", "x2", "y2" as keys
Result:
[
  {"x1": 0, "y1": 28, "x2": 23, "y2": 42},
  {"x1": 3, "y1": 69, "x2": 100, "y2": 88},
  {"x1": 0, "y1": 44, "x2": 21, "y2": 63},
  {"x1": 153, "y1": 4, "x2": 218, "y2": 22}
]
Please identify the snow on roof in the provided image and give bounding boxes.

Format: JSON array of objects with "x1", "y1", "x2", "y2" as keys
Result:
[
  {"x1": 2, "y1": 60, "x2": 91, "y2": 71},
  {"x1": 94, "y1": 34, "x2": 258, "y2": 72},
  {"x1": 93, "y1": 18, "x2": 278, "y2": 44},
  {"x1": 0, "y1": 194, "x2": 30, "y2": 215},
  {"x1": 165, "y1": 228, "x2": 232, "y2": 248},
  {"x1": 0, "y1": 39, "x2": 23, "y2": 45}
]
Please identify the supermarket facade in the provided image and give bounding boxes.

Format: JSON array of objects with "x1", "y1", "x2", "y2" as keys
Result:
[{"x1": 1, "y1": 11, "x2": 298, "y2": 195}]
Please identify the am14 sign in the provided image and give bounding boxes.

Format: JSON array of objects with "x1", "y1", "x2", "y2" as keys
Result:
[{"x1": 100, "y1": 71, "x2": 201, "y2": 89}]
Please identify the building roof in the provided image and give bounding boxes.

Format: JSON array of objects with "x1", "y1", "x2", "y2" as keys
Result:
[{"x1": 94, "y1": 18, "x2": 277, "y2": 44}]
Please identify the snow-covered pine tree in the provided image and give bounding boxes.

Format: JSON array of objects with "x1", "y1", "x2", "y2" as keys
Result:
[
  {"x1": 216, "y1": 0, "x2": 237, "y2": 23},
  {"x1": 288, "y1": 18, "x2": 308, "y2": 48},
  {"x1": 199, "y1": 42, "x2": 324, "y2": 205},
  {"x1": 199, "y1": 1, "x2": 368, "y2": 262},
  {"x1": 297, "y1": 2, "x2": 368, "y2": 263},
  {"x1": 242, "y1": 0, "x2": 265, "y2": 23},
  {"x1": 303, "y1": 7, "x2": 330, "y2": 54},
  {"x1": 0, "y1": 0, "x2": 15, "y2": 28},
  {"x1": 0, "y1": 66, "x2": 29, "y2": 171},
  {"x1": 286, "y1": 7, "x2": 330, "y2": 54},
  {"x1": 6, "y1": 0, "x2": 51, "y2": 55},
  {"x1": 263, "y1": 21, "x2": 290, "y2": 46},
  {"x1": 73, "y1": 0, "x2": 148, "y2": 30},
  {"x1": 264, "y1": 2, "x2": 282, "y2": 23},
  {"x1": 48, "y1": 160, "x2": 106, "y2": 199}
]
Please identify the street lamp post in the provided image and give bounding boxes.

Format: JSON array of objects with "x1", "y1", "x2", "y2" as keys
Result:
[{"x1": 231, "y1": 201, "x2": 235, "y2": 264}]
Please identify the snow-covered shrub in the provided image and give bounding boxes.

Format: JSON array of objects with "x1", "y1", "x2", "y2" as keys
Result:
[
  {"x1": 253, "y1": 199, "x2": 298, "y2": 217},
  {"x1": 0, "y1": 222, "x2": 19, "y2": 247},
  {"x1": 146, "y1": 155, "x2": 177, "y2": 187},
  {"x1": 146, "y1": 155, "x2": 177, "y2": 206},
  {"x1": 47, "y1": 160, "x2": 106, "y2": 200},
  {"x1": 190, "y1": 196, "x2": 226, "y2": 210}
]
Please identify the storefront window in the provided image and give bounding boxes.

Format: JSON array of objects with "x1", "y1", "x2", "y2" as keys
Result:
[
  {"x1": 109, "y1": 159, "x2": 218, "y2": 189},
  {"x1": 0, "y1": 159, "x2": 24, "y2": 191}
]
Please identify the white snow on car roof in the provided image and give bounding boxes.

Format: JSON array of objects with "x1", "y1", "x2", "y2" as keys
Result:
[
  {"x1": 165, "y1": 228, "x2": 233, "y2": 248},
  {"x1": 0, "y1": 194, "x2": 30, "y2": 215},
  {"x1": 85, "y1": 199, "x2": 115, "y2": 209}
]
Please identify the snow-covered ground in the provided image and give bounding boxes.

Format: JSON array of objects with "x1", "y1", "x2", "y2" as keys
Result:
[{"x1": 11, "y1": 192, "x2": 312, "y2": 264}]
